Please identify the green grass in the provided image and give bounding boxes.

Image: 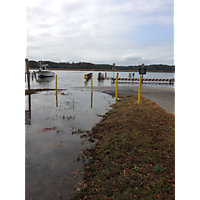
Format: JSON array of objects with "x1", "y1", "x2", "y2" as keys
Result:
[{"x1": 71, "y1": 95, "x2": 175, "y2": 200}]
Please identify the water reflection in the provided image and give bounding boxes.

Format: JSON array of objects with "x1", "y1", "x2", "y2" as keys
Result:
[
  {"x1": 36, "y1": 76, "x2": 54, "y2": 83},
  {"x1": 84, "y1": 80, "x2": 88, "y2": 86},
  {"x1": 56, "y1": 91, "x2": 58, "y2": 107},
  {"x1": 25, "y1": 73, "x2": 55, "y2": 84},
  {"x1": 91, "y1": 91, "x2": 93, "y2": 108},
  {"x1": 25, "y1": 95, "x2": 31, "y2": 125},
  {"x1": 25, "y1": 90, "x2": 115, "y2": 199}
]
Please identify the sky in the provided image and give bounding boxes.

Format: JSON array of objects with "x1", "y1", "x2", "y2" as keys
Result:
[{"x1": 26, "y1": 0, "x2": 174, "y2": 66}]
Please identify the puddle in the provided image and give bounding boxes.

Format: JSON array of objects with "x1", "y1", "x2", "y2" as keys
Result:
[{"x1": 25, "y1": 89, "x2": 115, "y2": 199}]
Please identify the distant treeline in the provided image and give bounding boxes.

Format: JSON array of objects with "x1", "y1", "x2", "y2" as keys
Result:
[{"x1": 28, "y1": 60, "x2": 175, "y2": 71}]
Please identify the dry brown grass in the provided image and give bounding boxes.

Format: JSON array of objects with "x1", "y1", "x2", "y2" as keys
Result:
[{"x1": 71, "y1": 95, "x2": 175, "y2": 200}]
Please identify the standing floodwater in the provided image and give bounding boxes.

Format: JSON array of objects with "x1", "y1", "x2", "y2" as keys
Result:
[
  {"x1": 25, "y1": 70, "x2": 175, "y2": 90},
  {"x1": 25, "y1": 89, "x2": 115, "y2": 199},
  {"x1": 25, "y1": 70, "x2": 175, "y2": 199}
]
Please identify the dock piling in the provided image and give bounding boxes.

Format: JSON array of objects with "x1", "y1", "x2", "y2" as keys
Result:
[{"x1": 25, "y1": 58, "x2": 30, "y2": 91}]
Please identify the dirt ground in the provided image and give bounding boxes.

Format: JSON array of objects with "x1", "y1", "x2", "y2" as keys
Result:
[{"x1": 80, "y1": 85, "x2": 175, "y2": 115}]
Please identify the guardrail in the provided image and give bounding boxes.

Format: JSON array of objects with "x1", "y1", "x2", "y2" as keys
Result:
[{"x1": 114, "y1": 78, "x2": 175, "y2": 84}]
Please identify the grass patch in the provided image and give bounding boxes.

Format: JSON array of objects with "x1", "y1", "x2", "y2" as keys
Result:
[{"x1": 71, "y1": 95, "x2": 175, "y2": 200}]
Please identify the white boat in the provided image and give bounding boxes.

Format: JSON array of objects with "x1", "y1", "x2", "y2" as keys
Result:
[{"x1": 37, "y1": 64, "x2": 55, "y2": 78}]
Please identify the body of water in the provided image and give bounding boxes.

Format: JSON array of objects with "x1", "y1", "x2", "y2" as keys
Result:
[{"x1": 25, "y1": 70, "x2": 175, "y2": 90}]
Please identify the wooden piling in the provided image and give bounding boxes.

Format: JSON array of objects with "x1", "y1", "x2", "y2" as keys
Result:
[{"x1": 25, "y1": 58, "x2": 30, "y2": 91}]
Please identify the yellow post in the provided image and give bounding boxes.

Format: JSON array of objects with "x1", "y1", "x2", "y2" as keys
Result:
[
  {"x1": 55, "y1": 74, "x2": 57, "y2": 93},
  {"x1": 138, "y1": 76, "x2": 142, "y2": 103},
  {"x1": 91, "y1": 74, "x2": 93, "y2": 108},
  {"x1": 91, "y1": 74, "x2": 93, "y2": 93},
  {"x1": 116, "y1": 74, "x2": 118, "y2": 101}
]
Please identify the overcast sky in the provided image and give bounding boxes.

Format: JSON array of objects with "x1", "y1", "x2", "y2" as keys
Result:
[{"x1": 26, "y1": 0, "x2": 174, "y2": 66}]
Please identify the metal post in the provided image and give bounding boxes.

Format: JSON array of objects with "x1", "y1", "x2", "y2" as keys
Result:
[
  {"x1": 138, "y1": 76, "x2": 142, "y2": 103},
  {"x1": 91, "y1": 74, "x2": 93, "y2": 108},
  {"x1": 91, "y1": 74, "x2": 93, "y2": 94},
  {"x1": 142, "y1": 64, "x2": 144, "y2": 82},
  {"x1": 55, "y1": 74, "x2": 58, "y2": 107},
  {"x1": 55, "y1": 74, "x2": 57, "y2": 93},
  {"x1": 116, "y1": 74, "x2": 118, "y2": 101}
]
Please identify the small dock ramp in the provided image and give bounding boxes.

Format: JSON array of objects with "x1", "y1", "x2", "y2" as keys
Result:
[{"x1": 84, "y1": 73, "x2": 92, "y2": 81}]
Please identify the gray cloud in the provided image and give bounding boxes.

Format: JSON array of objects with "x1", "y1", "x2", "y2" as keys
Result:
[
  {"x1": 123, "y1": 55, "x2": 142, "y2": 62},
  {"x1": 26, "y1": 0, "x2": 174, "y2": 65}
]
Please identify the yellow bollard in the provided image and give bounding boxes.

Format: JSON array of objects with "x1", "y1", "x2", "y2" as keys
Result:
[
  {"x1": 138, "y1": 76, "x2": 142, "y2": 103},
  {"x1": 91, "y1": 74, "x2": 93, "y2": 93},
  {"x1": 55, "y1": 74, "x2": 57, "y2": 93},
  {"x1": 91, "y1": 74, "x2": 93, "y2": 108},
  {"x1": 116, "y1": 74, "x2": 118, "y2": 101}
]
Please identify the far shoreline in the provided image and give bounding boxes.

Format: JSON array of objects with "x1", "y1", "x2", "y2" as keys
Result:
[{"x1": 29, "y1": 68, "x2": 175, "y2": 73}]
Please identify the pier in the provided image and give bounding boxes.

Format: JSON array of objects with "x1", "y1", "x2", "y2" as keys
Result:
[
  {"x1": 25, "y1": 59, "x2": 30, "y2": 91},
  {"x1": 97, "y1": 72, "x2": 111, "y2": 80}
]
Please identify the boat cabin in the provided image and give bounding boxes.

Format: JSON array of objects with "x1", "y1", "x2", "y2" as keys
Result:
[
  {"x1": 37, "y1": 63, "x2": 55, "y2": 77},
  {"x1": 40, "y1": 64, "x2": 50, "y2": 70}
]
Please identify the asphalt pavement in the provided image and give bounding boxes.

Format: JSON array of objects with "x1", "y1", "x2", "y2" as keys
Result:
[{"x1": 92, "y1": 85, "x2": 175, "y2": 115}]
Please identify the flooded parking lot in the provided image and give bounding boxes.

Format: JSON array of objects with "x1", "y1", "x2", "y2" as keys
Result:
[{"x1": 25, "y1": 89, "x2": 115, "y2": 199}]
